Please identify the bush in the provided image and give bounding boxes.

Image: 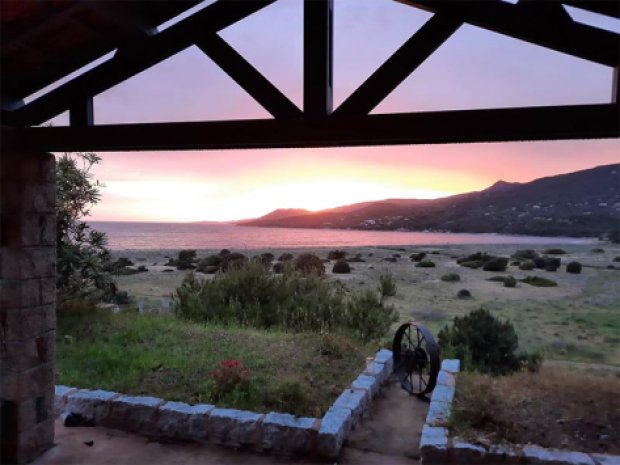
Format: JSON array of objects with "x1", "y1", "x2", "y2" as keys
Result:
[
  {"x1": 174, "y1": 262, "x2": 394, "y2": 342},
  {"x1": 278, "y1": 253, "x2": 294, "y2": 262},
  {"x1": 220, "y1": 252, "x2": 248, "y2": 271},
  {"x1": 410, "y1": 252, "x2": 426, "y2": 262},
  {"x1": 566, "y1": 261, "x2": 582, "y2": 274},
  {"x1": 196, "y1": 255, "x2": 222, "y2": 272},
  {"x1": 175, "y1": 249, "x2": 197, "y2": 270},
  {"x1": 542, "y1": 248, "x2": 566, "y2": 255},
  {"x1": 457, "y1": 289, "x2": 472, "y2": 299},
  {"x1": 137, "y1": 265, "x2": 148, "y2": 273},
  {"x1": 511, "y1": 249, "x2": 539, "y2": 260},
  {"x1": 416, "y1": 260, "x2": 435, "y2": 268},
  {"x1": 459, "y1": 260, "x2": 484, "y2": 269},
  {"x1": 591, "y1": 248, "x2": 605, "y2": 253},
  {"x1": 378, "y1": 271, "x2": 397, "y2": 298},
  {"x1": 482, "y1": 257, "x2": 508, "y2": 272},
  {"x1": 208, "y1": 359, "x2": 251, "y2": 403},
  {"x1": 521, "y1": 276, "x2": 558, "y2": 287},
  {"x1": 383, "y1": 257, "x2": 397, "y2": 263},
  {"x1": 519, "y1": 260, "x2": 536, "y2": 271},
  {"x1": 613, "y1": 256, "x2": 620, "y2": 262},
  {"x1": 332, "y1": 259, "x2": 351, "y2": 274},
  {"x1": 438, "y1": 308, "x2": 524, "y2": 375},
  {"x1": 441, "y1": 273, "x2": 461, "y2": 282},
  {"x1": 328, "y1": 250, "x2": 347, "y2": 260},
  {"x1": 503, "y1": 276, "x2": 517, "y2": 288},
  {"x1": 294, "y1": 253, "x2": 325, "y2": 275}
]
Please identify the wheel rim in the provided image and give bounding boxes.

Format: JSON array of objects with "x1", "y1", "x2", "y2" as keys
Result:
[{"x1": 392, "y1": 321, "x2": 440, "y2": 396}]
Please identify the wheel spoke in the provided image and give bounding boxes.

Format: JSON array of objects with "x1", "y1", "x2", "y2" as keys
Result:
[
  {"x1": 406, "y1": 327, "x2": 414, "y2": 348},
  {"x1": 417, "y1": 328, "x2": 421, "y2": 346}
]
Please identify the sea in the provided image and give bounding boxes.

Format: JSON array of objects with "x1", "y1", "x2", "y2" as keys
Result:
[{"x1": 90, "y1": 222, "x2": 596, "y2": 251}]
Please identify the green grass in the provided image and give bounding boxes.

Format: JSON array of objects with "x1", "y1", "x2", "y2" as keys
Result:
[{"x1": 56, "y1": 307, "x2": 373, "y2": 417}]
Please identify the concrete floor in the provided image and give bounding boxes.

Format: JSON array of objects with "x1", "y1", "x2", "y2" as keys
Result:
[{"x1": 34, "y1": 378, "x2": 426, "y2": 465}]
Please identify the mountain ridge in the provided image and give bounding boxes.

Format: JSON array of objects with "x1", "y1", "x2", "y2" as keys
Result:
[{"x1": 242, "y1": 163, "x2": 620, "y2": 238}]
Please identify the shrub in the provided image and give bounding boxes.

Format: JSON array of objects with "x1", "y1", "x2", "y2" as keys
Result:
[
  {"x1": 294, "y1": 253, "x2": 325, "y2": 275},
  {"x1": 519, "y1": 260, "x2": 536, "y2": 271},
  {"x1": 272, "y1": 262, "x2": 284, "y2": 274},
  {"x1": 220, "y1": 249, "x2": 231, "y2": 256},
  {"x1": 278, "y1": 253, "x2": 294, "y2": 261},
  {"x1": 332, "y1": 259, "x2": 351, "y2": 274},
  {"x1": 482, "y1": 257, "x2": 508, "y2": 272},
  {"x1": 137, "y1": 265, "x2": 148, "y2": 273},
  {"x1": 174, "y1": 262, "x2": 393, "y2": 342},
  {"x1": 542, "y1": 248, "x2": 566, "y2": 255},
  {"x1": 347, "y1": 257, "x2": 365, "y2": 263},
  {"x1": 220, "y1": 252, "x2": 247, "y2": 271},
  {"x1": 383, "y1": 257, "x2": 397, "y2": 263},
  {"x1": 511, "y1": 249, "x2": 539, "y2": 260},
  {"x1": 175, "y1": 249, "x2": 197, "y2": 270},
  {"x1": 591, "y1": 248, "x2": 605, "y2": 253},
  {"x1": 438, "y1": 308, "x2": 523, "y2": 375},
  {"x1": 196, "y1": 255, "x2": 222, "y2": 272},
  {"x1": 441, "y1": 273, "x2": 461, "y2": 282},
  {"x1": 613, "y1": 256, "x2": 620, "y2": 262},
  {"x1": 459, "y1": 260, "x2": 484, "y2": 269},
  {"x1": 416, "y1": 260, "x2": 435, "y2": 268},
  {"x1": 521, "y1": 276, "x2": 558, "y2": 287},
  {"x1": 328, "y1": 250, "x2": 347, "y2": 260},
  {"x1": 116, "y1": 257, "x2": 134, "y2": 267},
  {"x1": 503, "y1": 276, "x2": 517, "y2": 288},
  {"x1": 410, "y1": 252, "x2": 426, "y2": 262},
  {"x1": 457, "y1": 289, "x2": 472, "y2": 299},
  {"x1": 566, "y1": 261, "x2": 582, "y2": 274},
  {"x1": 378, "y1": 271, "x2": 397, "y2": 298}
]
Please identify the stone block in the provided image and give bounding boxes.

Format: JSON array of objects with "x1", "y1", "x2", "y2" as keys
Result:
[
  {"x1": 364, "y1": 360, "x2": 389, "y2": 384},
  {"x1": 206, "y1": 408, "x2": 263, "y2": 448},
  {"x1": 374, "y1": 348, "x2": 393, "y2": 372},
  {"x1": 453, "y1": 441, "x2": 486, "y2": 463},
  {"x1": 261, "y1": 412, "x2": 315, "y2": 454},
  {"x1": 39, "y1": 277, "x2": 56, "y2": 305},
  {"x1": 436, "y1": 370, "x2": 455, "y2": 387},
  {"x1": 66, "y1": 389, "x2": 117, "y2": 424},
  {"x1": 430, "y1": 384, "x2": 455, "y2": 404},
  {"x1": 590, "y1": 454, "x2": 620, "y2": 465},
  {"x1": 441, "y1": 359, "x2": 460, "y2": 373},
  {"x1": 106, "y1": 395, "x2": 164, "y2": 433},
  {"x1": 333, "y1": 388, "x2": 369, "y2": 422},
  {"x1": 317, "y1": 405, "x2": 353, "y2": 459},
  {"x1": 426, "y1": 399, "x2": 451, "y2": 427},
  {"x1": 1, "y1": 362, "x2": 54, "y2": 401},
  {"x1": 0, "y1": 248, "x2": 55, "y2": 280},
  {"x1": 188, "y1": 404, "x2": 215, "y2": 439},
  {"x1": 1, "y1": 417, "x2": 54, "y2": 464},
  {"x1": 523, "y1": 446, "x2": 595, "y2": 465},
  {"x1": 156, "y1": 401, "x2": 195, "y2": 439},
  {"x1": 419, "y1": 425, "x2": 448, "y2": 465},
  {"x1": 0, "y1": 394, "x2": 53, "y2": 434},
  {"x1": 591, "y1": 454, "x2": 620, "y2": 465},
  {"x1": 5, "y1": 213, "x2": 55, "y2": 247},
  {"x1": 54, "y1": 385, "x2": 78, "y2": 417},
  {"x1": 488, "y1": 444, "x2": 523, "y2": 464},
  {"x1": 351, "y1": 374, "x2": 380, "y2": 398},
  {"x1": 0, "y1": 278, "x2": 41, "y2": 308},
  {"x1": 0, "y1": 304, "x2": 56, "y2": 340}
]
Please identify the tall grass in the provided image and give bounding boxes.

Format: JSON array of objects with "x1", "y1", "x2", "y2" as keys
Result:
[{"x1": 174, "y1": 261, "x2": 397, "y2": 342}]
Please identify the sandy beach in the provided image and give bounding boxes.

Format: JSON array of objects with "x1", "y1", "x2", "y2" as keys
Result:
[{"x1": 111, "y1": 242, "x2": 620, "y2": 367}]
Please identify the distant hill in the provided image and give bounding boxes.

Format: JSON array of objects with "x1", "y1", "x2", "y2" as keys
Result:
[
  {"x1": 235, "y1": 208, "x2": 312, "y2": 224},
  {"x1": 242, "y1": 164, "x2": 620, "y2": 238}
]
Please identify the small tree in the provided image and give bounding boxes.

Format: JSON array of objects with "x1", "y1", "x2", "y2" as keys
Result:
[{"x1": 56, "y1": 152, "x2": 114, "y2": 302}]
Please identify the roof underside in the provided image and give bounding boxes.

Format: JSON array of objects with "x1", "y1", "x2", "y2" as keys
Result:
[{"x1": 1, "y1": 0, "x2": 618, "y2": 150}]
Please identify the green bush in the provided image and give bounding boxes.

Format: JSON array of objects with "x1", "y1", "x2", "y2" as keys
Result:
[
  {"x1": 416, "y1": 260, "x2": 435, "y2": 268},
  {"x1": 332, "y1": 259, "x2": 351, "y2": 274},
  {"x1": 378, "y1": 271, "x2": 397, "y2": 298},
  {"x1": 503, "y1": 276, "x2": 517, "y2": 288},
  {"x1": 174, "y1": 262, "x2": 394, "y2": 342},
  {"x1": 328, "y1": 250, "x2": 347, "y2": 260},
  {"x1": 566, "y1": 261, "x2": 582, "y2": 274},
  {"x1": 482, "y1": 257, "x2": 508, "y2": 272},
  {"x1": 196, "y1": 255, "x2": 222, "y2": 272},
  {"x1": 459, "y1": 260, "x2": 484, "y2": 269},
  {"x1": 278, "y1": 253, "x2": 294, "y2": 261},
  {"x1": 441, "y1": 273, "x2": 461, "y2": 282},
  {"x1": 438, "y1": 308, "x2": 532, "y2": 375},
  {"x1": 542, "y1": 248, "x2": 566, "y2": 255},
  {"x1": 172, "y1": 249, "x2": 197, "y2": 270},
  {"x1": 294, "y1": 253, "x2": 325, "y2": 275},
  {"x1": 520, "y1": 276, "x2": 558, "y2": 287},
  {"x1": 519, "y1": 260, "x2": 535, "y2": 271},
  {"x1": 511, "y1": 249, "x2": 539, "y2": 260},
  {"x1": 410, "y1": 252, "x2": 426, "y2": 262}
]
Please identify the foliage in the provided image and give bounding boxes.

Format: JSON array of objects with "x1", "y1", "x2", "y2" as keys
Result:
[
  {"x1": 482, "y1": 257, "x2": 508, "y2": 272},
  {"x1": 174, "y1": 261, "x2": 396, "y2": 342},
  {"x1": 415, "y1": 260, "x2": 436, "y2": 268},
  {"x1": 293, "y1": 253, "x2": 325, "y2": 275},
  {"x1": 167, "y1": 249, "x2": 197, "y2": 270},
  {"x1": 566, "y1": 261, "x2": 582, "y2": 274},
  {"x1": 521, "y1": 276, "x2": 558, "y2": 287},
  {"x1": 438, "y1": 308, "x2": 539, "y2": 375},
  {"x1": 511, "y1": 249, "x2": 539, "y2": 260},
  {"x1": 378, "y1": 271, "x2": 397, "y2": 298},
  {"x1": 332, "y1": 259, "x2": 351, "y2": 274},
  {"x1": 56, "y1": 152, "x2": 114, "y2": 302},
  {"x1": 441, "y1": 273, "x2": 461, "y2": 282},
  {"x1": 410, "y1": 252, "x2": 426, "y2": 262},
  {"x1": 328, "y1": 250, "x2": 347, "y2": 260}
]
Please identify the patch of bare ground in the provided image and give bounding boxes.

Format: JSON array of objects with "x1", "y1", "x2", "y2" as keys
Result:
[{"x1": 451, "y1": 367, "x2": 620, "y2": 454}]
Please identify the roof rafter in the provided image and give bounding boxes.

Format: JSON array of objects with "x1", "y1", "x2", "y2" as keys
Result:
[
  {"x1": 4, "y1": 0, "x2": 277, "y2": 126},
  {"x1": 400, "y1": 0, "x2": 619, "y2": 67}
]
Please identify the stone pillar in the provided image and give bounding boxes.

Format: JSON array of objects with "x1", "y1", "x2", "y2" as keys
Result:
[{"x1": 0, "y1": 141, "x2": 56, "y2": 464}]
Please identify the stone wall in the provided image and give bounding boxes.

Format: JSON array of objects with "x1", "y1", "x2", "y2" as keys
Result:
[
  {"x1": 55, "y1": 349, "x2": 395, "y2": 459},
  {"x1": 1, "y1": 146, "x2": 57, "y2": 464}
]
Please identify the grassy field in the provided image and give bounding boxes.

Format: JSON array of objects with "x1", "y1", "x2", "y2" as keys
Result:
[
  {"x1": 56, "y1": 305, "x2": 374, "y2": 417},
  {"x1": 111, "y1": 243, "x2": 620, "y2": 366}
]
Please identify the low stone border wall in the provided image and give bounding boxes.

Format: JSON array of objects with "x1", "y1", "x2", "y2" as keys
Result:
[
  {"x1": 420, "y1": 359, "x2": 620, "y2": 465},
  {"x1": 55, "y1": 348, "x2": 394, "y2": 459}
]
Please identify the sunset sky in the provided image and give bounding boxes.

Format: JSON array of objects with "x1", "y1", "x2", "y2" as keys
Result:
[{"x1": 49, "y1": 0, "x2": 620, "y2": 222}]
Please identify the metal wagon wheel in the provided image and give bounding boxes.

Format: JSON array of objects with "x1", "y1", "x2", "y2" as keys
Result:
[{"x1": 392, "y1": 321, "x2": 440, "y2": 398}]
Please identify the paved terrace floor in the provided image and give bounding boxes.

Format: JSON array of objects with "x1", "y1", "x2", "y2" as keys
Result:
[{"x1": 34, "y1": 378, "x2": 426, "y2": 465}]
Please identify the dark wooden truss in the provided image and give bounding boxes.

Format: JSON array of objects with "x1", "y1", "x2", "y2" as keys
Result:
[{"x1": 2, "y1": 0, "x2": 619, "y2": 152}]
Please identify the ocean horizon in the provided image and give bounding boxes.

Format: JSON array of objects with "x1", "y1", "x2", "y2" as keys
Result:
[{"x1": 90, "y1": 221, "x2": 596, "y2": 251}]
